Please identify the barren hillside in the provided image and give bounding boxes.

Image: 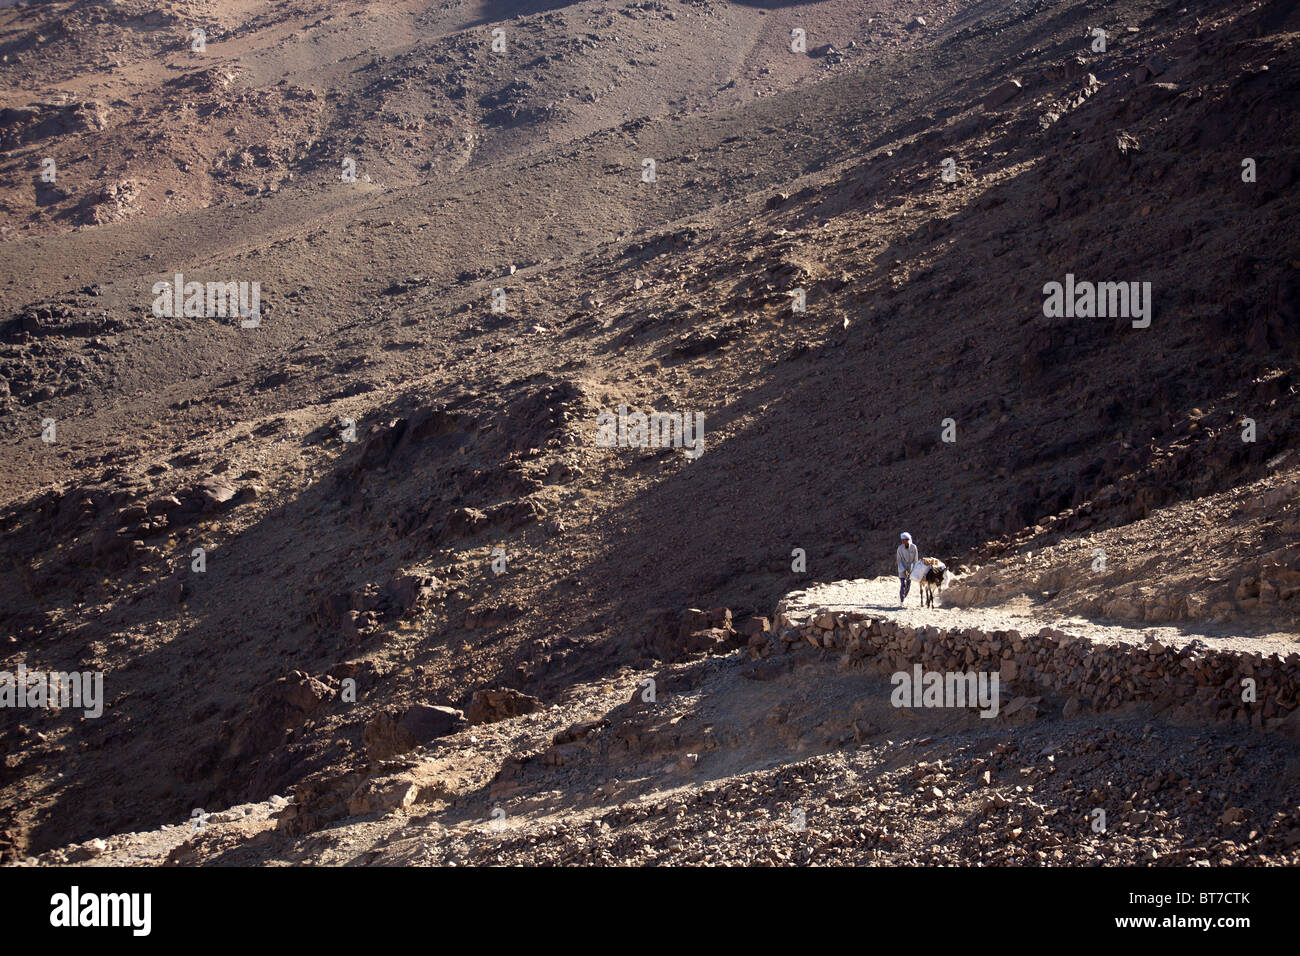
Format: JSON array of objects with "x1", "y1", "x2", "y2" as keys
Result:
[{"x1": 0, "y1": 0, "x2": 1297, "y2": 867}]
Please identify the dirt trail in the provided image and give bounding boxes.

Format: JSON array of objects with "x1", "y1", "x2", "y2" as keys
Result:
[{"x1": 786, "y1": 576, "x2": 1300, "y2": 658}]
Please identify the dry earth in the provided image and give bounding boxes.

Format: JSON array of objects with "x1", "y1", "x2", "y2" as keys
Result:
[{"x1": 0, "y1": 0, "x2": 1297, "y2": 866}]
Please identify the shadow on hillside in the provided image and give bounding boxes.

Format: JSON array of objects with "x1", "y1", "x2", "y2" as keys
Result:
[
  {"x1": 519, "y1": 35, "x2": 1299, "y2": 691},
  {"x1": 462, "y1": 0, "x2": 589, "y2": 29}
]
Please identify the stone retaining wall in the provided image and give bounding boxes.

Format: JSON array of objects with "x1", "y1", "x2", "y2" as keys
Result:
[{"x1": 772, "y1": 600, "x2": 1300, "y2": 734}]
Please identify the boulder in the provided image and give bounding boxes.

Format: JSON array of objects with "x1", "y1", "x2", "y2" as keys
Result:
[
  {"x1": 445, "y1": 507, "x2": 487, "y2": 538},
  {"x1": 466, "y1": 687, "x2": 543, "y2": 725},
  {"x1": 983, "y1": 79, "x2": 1022, "y2": 110},
  {"x1": 363, "y1": 704, "x2": 465, "y2": 760},
  {"x1": 146, "y1": 495, "x2": 182, "y2": 515},
  {"x1": 193, "y1": 476, "x2": 238, "y2": 511},
  {"x1": 347, "y1": 776, "x2": 420, "y2": 815},
  {"x1": 382, "y1": 571, "x2": 441, "y2": 617}
]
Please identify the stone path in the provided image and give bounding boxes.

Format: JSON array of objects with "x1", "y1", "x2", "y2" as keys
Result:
[{"x1": 782, "y1": 576, "x2": 1299, "y2": 659}]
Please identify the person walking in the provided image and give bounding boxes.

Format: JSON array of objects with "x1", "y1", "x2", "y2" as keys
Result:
[{"x1": 896, "y1": 532, "x2": 919, "y2": 606}]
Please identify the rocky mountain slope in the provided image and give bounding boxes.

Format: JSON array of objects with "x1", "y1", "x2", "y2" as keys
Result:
[{"x1": 1, "y1": 0, "x2": 1297, "y2": 864}]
